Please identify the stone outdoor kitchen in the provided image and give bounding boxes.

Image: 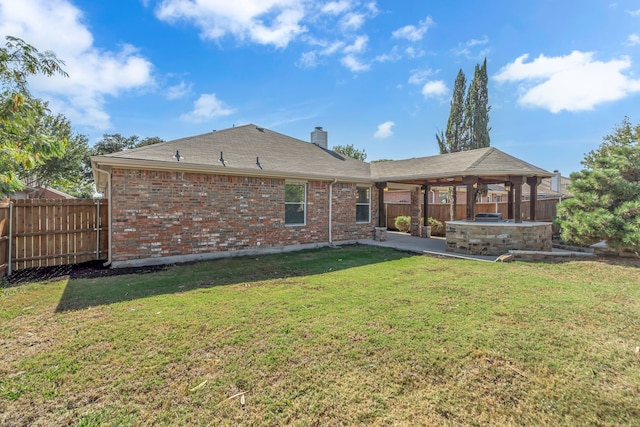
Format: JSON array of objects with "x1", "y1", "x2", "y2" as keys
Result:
[{"x1": 91, "y1": 124, "x2": 553, "y2": 268}]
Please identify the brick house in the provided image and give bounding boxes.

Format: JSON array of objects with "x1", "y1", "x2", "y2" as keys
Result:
[
  {"x1": 92, "y1": 124, "x2": 552, "y2": 268},
  {"x1": 92, "y1": 125, "x2": 381, "y2": 267}
]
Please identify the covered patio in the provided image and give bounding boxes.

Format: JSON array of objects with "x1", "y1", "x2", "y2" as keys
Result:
[{"x1": 371, "y1": 147, "x2": 554, "y2": 236}]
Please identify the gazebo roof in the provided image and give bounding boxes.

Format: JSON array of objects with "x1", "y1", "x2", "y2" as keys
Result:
[{"x1": 371, "y1": 147, "x2": 553, "y2": 186}]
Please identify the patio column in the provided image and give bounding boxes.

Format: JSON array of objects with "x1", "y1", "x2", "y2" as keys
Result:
[
  {"x1": 463, "y1": 176, "x2": 478, "y2": 221},
  {"x1": 422, "y1": 184, "x2": 429, "y2": 237},
  {"x1": 410, "y1": 187, "x2": 421, "y2": 237},
  {"x1": 510, "y1": 176, "x2": 524, "y2": 223},
  {"x1": 527, "y1": 176, "x2": 542, "y2": 221},
  {"x1": 506, "y1": 181, "x2": 514, "y2": 220},
  {"x1": 376, "y1": 182, "x2": 387, "y2": 227}
]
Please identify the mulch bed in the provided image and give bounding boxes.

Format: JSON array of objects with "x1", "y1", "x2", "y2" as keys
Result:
[{"x1": 3, "y1": 260, "x2": 166, "y2": 287}]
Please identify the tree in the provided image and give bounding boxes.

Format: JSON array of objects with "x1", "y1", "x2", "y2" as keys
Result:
[
  {"x1": 435, "y1": 60, "x2": 492, "y2": 218},
  {"x1": 442, "y1": 69, "x2": 467, "y2": 154},
  {"x1": 438, "y1": 69, "x2": 467, "y2": 220},
  {"x1": 556, "y1": 117, "x2": 640, "y2": 253},
  {"x1": 465, "y1": 58, "x2": 491, "y2": 150},
  {"x1": 83, "y1": 134, "x2": 165, "y2": 186},
  {"x1": 332, "y1": 144, "x2": 367, "y2": 161},
  {"x1": 16, "y1": 109, "x2": 93, "y2": 198},
  {"x1": 0, "y1": 36, "x2": 68, "y2": 198}
]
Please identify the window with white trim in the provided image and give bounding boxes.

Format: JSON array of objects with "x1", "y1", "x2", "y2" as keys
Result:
[
  {"x1": 356, "y1": 186, "x2": 371, "y2": 223},
  {"x1": 285, "y1": 183, "x2": 306, "y2": 225}
]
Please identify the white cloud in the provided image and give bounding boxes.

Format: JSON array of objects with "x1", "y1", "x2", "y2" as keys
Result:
[
  {"x1": 297, "y1": 51, "x2": 319, "y2": 68},
  {"x1": 322, "y1": 0, "x2": 352, "y2": 15},
  {"x1": 343, "y1": 35, "x2": 368, "y2": 54},
  {"x1": 626, "y1": 33, "x2": 640, "y2": 46},
  {"x1": 454, "y1": 35, "x2": 490, "y2": 59},
  {"x1": 166, "y1": 81, "x2": 192, "y2": 99},
  {"x1": 375, "y1": 47, "x2": 401, "y2": 63},
  {"x1": 0, "y1": 0, "x2": 154, "y2": 129},
  {"x1": 494, "y1": 51, "x2": 640, "y2": 113},
  {"x1": 628, "y1": 8, "x2": 640, "y2": 16},
  {"x1": 421, "y1": 80, "x2": 448, "y2": 98},
  {"x1": 340, "y1": 12, "x2": 365, "y2": 31},
  {"x1": 404, "y1": 46, "x2": 425, "y2": 59},
  {"x1": 321, "y1": 41, "x2": 346, "y2": 55},
  {"x1": 341, "y1": 54, "x2": 370, "y2": 72},
  {"x1": 340, "y1": 35, "x2": 369, "y2": 72},
  {"x1": 392, "y1": 16, "x2": 433, "y2": 42},
  {"x1": 156, "y1": 0, "x2": 307, "y2": 48},
  {"x1": 408, "y1": 69, "x2": 434, "y2": 85},
  {"x1": 374, "y1": 121, "x2": 394, "y2": 139},
  {"x1": 180, "y1": 93, "x2": 235, "y2": 122}
]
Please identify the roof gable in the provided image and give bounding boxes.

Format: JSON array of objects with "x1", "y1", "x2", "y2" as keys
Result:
[
  {"x1": 371, "y1": 147, "x2": 552, "y2": 184},
  {"x1": 98, "y1": 124, "x2": 371, "y2": 181}
]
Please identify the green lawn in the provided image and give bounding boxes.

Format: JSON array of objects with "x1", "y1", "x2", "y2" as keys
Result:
[{"x1": 1, "y1": 245, "x2": 639, "y2": 426}]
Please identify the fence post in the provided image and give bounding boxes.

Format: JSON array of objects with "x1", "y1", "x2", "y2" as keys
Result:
[
  {"x1": 8, "y1": 201, "x2": 12, "y2": 276},
  {"x1": 96, "y1": 198, "x2": 100, "y2": 260}
]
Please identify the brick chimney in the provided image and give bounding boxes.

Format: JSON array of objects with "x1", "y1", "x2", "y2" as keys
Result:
[
  {"x1": 310, "y1": 126, "x2": 328, "y2": 149},
  {"x1": 550, "y1": 170, "x2": 561, "y2": 194}
]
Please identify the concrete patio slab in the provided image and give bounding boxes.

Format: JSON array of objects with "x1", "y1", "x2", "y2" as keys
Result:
[{"x1": 358, "y1": 231, "x2": 499, "y2": 262}]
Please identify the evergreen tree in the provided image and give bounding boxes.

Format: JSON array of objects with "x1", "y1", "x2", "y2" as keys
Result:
[
  {"x1": 556, "y1": 117, "x2": 640, "y2": 252},
  {"x1": 435, "y1": 60, "x2": 492, "y2": 217},
  {"x1": 475, "y1": 58, "x2": 491, "y2": 149},
  {"x1": 443, "y1": 69, "x2": 467, "y2": 154}
]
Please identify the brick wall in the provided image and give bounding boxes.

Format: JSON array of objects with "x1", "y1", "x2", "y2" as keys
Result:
[{"x1": 110, "y1": 168, "x2": 377, "y2": 262}]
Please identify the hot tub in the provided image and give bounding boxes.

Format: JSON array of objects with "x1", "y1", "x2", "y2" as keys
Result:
[{"x1": 445, "y1": 220, "x2": 552, "y2": 256}]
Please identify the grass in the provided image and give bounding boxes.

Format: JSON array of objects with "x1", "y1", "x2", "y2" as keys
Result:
[{"x1": 1, "y1": 245, "x2": 639, "y2": 426}]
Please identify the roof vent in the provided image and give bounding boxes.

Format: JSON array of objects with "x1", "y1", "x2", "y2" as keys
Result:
[{"x1": 311, "y1": 126, "x2": 328, "y2": 149}]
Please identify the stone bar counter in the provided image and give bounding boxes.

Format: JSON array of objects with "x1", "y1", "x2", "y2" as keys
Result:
[{"x1": 445, "y1": 221, "x2": 552, "y2": 256}]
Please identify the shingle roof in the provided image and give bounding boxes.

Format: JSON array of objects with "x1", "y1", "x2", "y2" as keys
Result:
[
  {"x1": 371, "y1": 147, "x2": 552, "y2": 184},
  {"x1": 92, "y1": 125, "x2": 552, "y2": 190},
  {"x1": 95, "y1": 124, "x2": 371, "y2": 181}
]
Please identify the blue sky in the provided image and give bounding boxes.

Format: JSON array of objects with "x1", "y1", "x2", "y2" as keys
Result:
[{"x1": 1, "y1": 0, "x2": 640, "y2": 175}]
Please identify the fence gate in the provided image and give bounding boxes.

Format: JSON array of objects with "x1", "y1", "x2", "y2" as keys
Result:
[{"x1": 0, "y1": 199, "x2": 108, "y2": 276}]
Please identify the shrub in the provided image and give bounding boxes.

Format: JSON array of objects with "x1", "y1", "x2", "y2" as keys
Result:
[
  {"x1": 395, "y1": 216, "x2": 411, "y2": 232},
  {"x1": 428, "y1": 217, "x2": 445, "y2": 236}
]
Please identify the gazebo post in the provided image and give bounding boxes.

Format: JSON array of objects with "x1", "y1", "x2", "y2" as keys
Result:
[
  {"x1": 463, "y1": 176, "x2": 479, "y2": 221},
  {"x1": 376, "y1": 182, "x2": 387, "y2": 228},
  {"x1": 421, "y1": 184, "x2": 429, "y2": 237},
  {"x1": 506, "y1": 182, "x2": 514, "y2": 220},
  {"x1": 510, "y1": 176, "x2": 524, "y2": 223},
  {"x1": 527, "y1": 176, "x2": 542, "y2": 221}
]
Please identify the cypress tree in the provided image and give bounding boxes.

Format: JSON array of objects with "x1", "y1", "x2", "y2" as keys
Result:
[{"x1": 443, "y1": 69, "x2": 467, "y2": 154}]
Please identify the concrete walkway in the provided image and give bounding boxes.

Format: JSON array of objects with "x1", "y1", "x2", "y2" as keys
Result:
[{"x1": 358, "y1": 231, "x2": 499, "y2": 262}]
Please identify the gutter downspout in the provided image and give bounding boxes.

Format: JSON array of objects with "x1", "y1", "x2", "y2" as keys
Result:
[
  {"x1": 329, "y1": 178, "x2": 337, "y2": 245},
  {"x1": 93, "y1": 165, "x2": 112, "y2": 267}
]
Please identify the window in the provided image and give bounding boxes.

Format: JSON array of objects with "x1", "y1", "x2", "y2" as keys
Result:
[
  {"x1": 285, "y1": 183, "x2": 306, "y2": 225},
  {"x1": 356, "y1": 186, "x2": 370, "y2": 223}
]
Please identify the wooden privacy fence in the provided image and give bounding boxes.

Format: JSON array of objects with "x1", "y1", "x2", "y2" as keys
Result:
[
  {"x1": 385, "y1": 199, "x2": 560, "y2": 229},
  {"x1": 0, "y1": 199, "x2": 108, "y2": 276}
]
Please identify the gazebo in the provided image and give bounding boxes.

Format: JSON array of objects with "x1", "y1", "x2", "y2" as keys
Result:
[
  {"x1": 370, "y1": 148, "x2": 555, "y2": 255},
  {"x1": 371, "y1": 147, "x2": 554, "y2": 230}
]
